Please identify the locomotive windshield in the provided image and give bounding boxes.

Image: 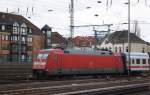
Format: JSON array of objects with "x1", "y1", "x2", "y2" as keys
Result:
[
  {"x1": 36, "y1": 49, "x2": 52, "y2": 59},
  {"x1": 37, "y1": 53, "x2": 49, "y2": 59}
]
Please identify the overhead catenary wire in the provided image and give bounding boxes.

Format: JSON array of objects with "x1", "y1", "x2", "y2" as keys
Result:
[
  {"x1": 2, "y1": 0, "x2": 150, "y2": 14},
  {"x1": 2, "y1": 0, "x2": 70, "y2": 16},
  {"x1": 1, "y1": 0, "x2": 150, "y2": 38}
]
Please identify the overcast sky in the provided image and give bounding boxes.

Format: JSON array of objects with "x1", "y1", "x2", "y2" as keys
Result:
[{"x1": 0, "y1": 0, "x2": 150, "y2": 41}]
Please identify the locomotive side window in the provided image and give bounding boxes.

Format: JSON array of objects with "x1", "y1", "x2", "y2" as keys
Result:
[
  {"x1": 136, "y1": 59, "x2": 140, "y2": 64},
  {"x1": 142, "y1": 59, "x2": 146, "y2": 64}
]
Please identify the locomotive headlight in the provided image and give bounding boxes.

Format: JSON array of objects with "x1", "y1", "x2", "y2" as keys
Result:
[
  {"x1": 34, "y1": 62, "x2": 37, "y2": 64},
  {"x1": 34, "y1": 61, "x2": 46, "y2": 65},
  {"x1": 42, "y1": 62, "x2": 46, "y2": 65}
]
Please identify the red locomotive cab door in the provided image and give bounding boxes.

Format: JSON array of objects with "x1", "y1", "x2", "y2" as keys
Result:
[{"x1": 54, "y1": 53, "x2": 62, "y2": 75}]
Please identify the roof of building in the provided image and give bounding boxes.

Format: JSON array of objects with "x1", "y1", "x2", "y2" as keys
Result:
[
  {"x1": 0, "y1": 12, "x2": 42, "y2": 35},
  {"x1": 51, "y1": 32, "x2": 67, "y2": 44},
  {"x1": 41, "y1": 24, "x2": 52, "y2": 31},
  {"x1": 74, "y1": 36, "x2": 95, "y2": 47},
  {"x1": 105, "y1": 30, "x2": 147, "y2": 44}
]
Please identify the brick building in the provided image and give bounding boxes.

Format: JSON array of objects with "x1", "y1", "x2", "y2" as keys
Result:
[
  {"x1": 41, "y1": 25, "x2": 68, "y2": 49},
  {"x1": 73, "y1": 36, "x2": 95, "y2": 50},
  {"x1": 41, "y1": 25, "x2": 52, "y2": 49},
  {"x1": 0, "y1": 12, "x2": 43, "y2": 62},
  {"x1": 51, "y1": 32, "x2": 68, "y2": 48}
]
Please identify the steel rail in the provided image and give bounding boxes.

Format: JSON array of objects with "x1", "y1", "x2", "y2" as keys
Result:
[{"x1": 0, "y1": 80, "x2": 149, "y2": 95}]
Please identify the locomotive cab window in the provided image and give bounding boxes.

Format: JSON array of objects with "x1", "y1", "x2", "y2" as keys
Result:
[
  {"x1": 37, "y1": 53, "x2": 49, "y2": 59},
  {"x1": 64, "y1": 50, "x2": 70, "y2": 54}
]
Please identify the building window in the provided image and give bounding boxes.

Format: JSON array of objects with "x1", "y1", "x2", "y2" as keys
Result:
[
  {"x1": 5, "y1": 35, "x2": 8, "y2": 40},
  {"x1": 21, "y1": 55, "x2": 26, "y2": 61},
  {"x1": 47, "y1": 39, "x2": 51, "y2": 46},
  {"x1": 1, "y1": 35, "x2": 9, "y2": 41},
  {"x1": 115, "y1": 47, "x2": 117, "y2": 52},
  {"x1": 13, "y1": 26, "x2": 18, "y2": 34},
  {"x1": 101, "y1": 47, "x2": 104, "y2": 50},
  {"x1": 126, "y1": 47, "x2": 128, "y2": 52},
  {"x1": 105, "y1": 47, "x2": 108, "y2": 51},
  {"x1": 27, "y1": 37, "x2": 32, "y2": 43},
  {"x1": 21, "y1": 36, "x2": 26, "y2": 43},
  {"x1": 21, "y1": 46, "x2": 26, "y2": 52},
  {"x1": 12, "y1": 54, "x2": 18, "y2": 62},
  {"x1": 11, "y1": 45, "x2": 18, "y2": 52},
  {"x1": 28, "y1": 28, "x2": 32, "y2": 34},
  {"x1": 21, "y1": 27, "x2": 27, "y2": 35},
  {"x1": 11, "y1": 35, "x2": 19, "y2": 41},
  {"x1": 27, "y1": 46, "x2": 32, "y2": 51},
  {"x1": 47, "y1": 31, "x2": 51, "y2": 37},
  {"x1": 42, "y1": 30, "x2": 45, "y2": 34},
  {"x1": 119, "y1": 47, "x2": 122, "y2": 52},
  {"x1": 1, "y1": 54, "x2": 9, "y2": 62},
  {"x1": 2, "y1": 25, "x2": 5, "y2": 30},
  {"x1": 27, "y1": 55, "x2": 32, "y2": 62},
  {"x1": 142, "y1": 47, "x2": 145, "y2": 53},
  {"x1": 2, "y1": 44, "x2": 9, "y2": 50},
  {"x1": 109, "y1": 47, "x2": 112, "y2": 51},
  {"x1": 6, "y1": 25, "x2": 12, "y2": 31},
  {"x1": 2, "y1": 35, "x2": 4, "y2": 40}
]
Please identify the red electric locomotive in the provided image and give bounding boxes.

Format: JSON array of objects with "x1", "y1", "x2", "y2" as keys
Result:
[{"x1": 33, "y1": 49, "x2": 126, "y2": 78}]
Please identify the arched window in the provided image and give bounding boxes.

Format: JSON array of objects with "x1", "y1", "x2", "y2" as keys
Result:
[
  {"x1": 142, "y1": 47, "x2": 145, "y2": 53},
  {"x1": 21, "y1": 23, "x2": 27, "y2": 35},
  {"x1": 13, "y1": 22, "x2": 19, "y2": 34},
  {"x1": 119, "y1": 47, "x2": 122, "y2": 52},
  {"x1": 126, "y1": 47, "x2": 128, "y2": 52},
  {"x1": 47, "y1": 30, "x2": 51, "y2": 37},
  {"x1": 105, "y1": 47, "x2": 108, "y2": 51},
  {"x1": 115, "y1": 47, "x2": 117, "y2": 52},
  {"x1": 109, "y1": 47, "x2": 112, "y2": 51}
]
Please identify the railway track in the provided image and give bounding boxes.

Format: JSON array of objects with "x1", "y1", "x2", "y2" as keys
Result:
[
  {"x1": 0, "y1": 78, "x2": 149, "y2": 95},
  {"x1": 0, "y1": 78, "x2": 108, "y2": 91},
  {"x1": 0, "y1": 63, "x2": 32, "y2": 84},
  {"x1": 58, "y1": 83, "x2": 149, "y2": 95},
  {"x1": 0, "y1": 73, "x2": 32, "y2": 84}
]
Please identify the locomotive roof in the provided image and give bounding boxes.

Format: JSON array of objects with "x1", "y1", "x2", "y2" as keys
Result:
[
  {"x1": 38, "y1": 49, "x2": 51, "y2": 52},
  {"x1": 63, "y1": 49, "x2": 112, "y2": 55},
  {"x1": 38, "y1": 49, "x2": 113, "y2": 56}
]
